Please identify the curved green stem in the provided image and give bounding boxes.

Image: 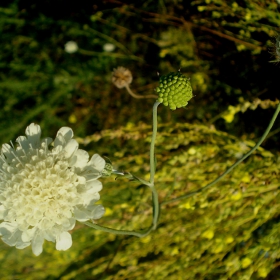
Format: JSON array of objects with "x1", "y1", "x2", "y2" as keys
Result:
[
  {"x1": 161, "y1": 102, "x2": 280, "y2": 206},
  {"x1": 149, "y1": 101, "x2": 161, "y2": 229},
  {"x1": 151, "y1": 187, "x2": 159, "y2": 230},
  {"x1": 125, "y1": 85, "x2": 158, "y2": 99},
  {"x1": 150, "y1": 101, "x2": 161, "y2": 185},
  {"x1": 84, "y1": 102, "x2": 161, "y2": 236},
  {"x1": 83, "y1": 221, "x2": 153, "y2": 237}
]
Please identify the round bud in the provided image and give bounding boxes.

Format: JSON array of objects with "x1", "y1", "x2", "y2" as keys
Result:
[
  {"x1": 156, "y1": 72, "x2": 193, "y2": 110},
  {"x1": 101, "y1": 162, "x2": 113, "y2": 178},
  {"x1": 112, "y1": 67, "x2": 133, "y2": 89}
]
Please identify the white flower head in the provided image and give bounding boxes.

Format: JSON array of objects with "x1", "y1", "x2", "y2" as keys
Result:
[
  {"x1": 65, "y1": 41, "x2": 78, "y2": 53},
  {"x1": 0, "y1": 123, "x2": 105, "y2": 256},
  {"x1": 103, "y1": 43, "x2": 115, "y2": 52}
]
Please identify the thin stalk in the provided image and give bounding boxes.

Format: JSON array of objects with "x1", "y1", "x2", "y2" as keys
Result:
[
  {"x1": 150, "y1": 101, "x2": 161, "y2": 184},
  {"x1": 84, "y1": 102, "x2": 162, "y2": 236},
  {"x1": 161, "y1": 102, "x2": 280, "y2": 206},
  {"x1": 125, "y1": 85, "x2": 158, "y2": 99},
  {"x1": 149, "y1": 101, "x2": 161, "y2": 229},
  {"x1": 83, "y1": 222, "x2": 154, "y2": 237},
  {"x1": 151, "y1": 187, "x2": 159, "y2": 229}
]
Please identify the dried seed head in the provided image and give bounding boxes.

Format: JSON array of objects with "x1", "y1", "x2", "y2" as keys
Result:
[
  {"x1": 156, "y1": 71, "x2": 193, "y2": 110},
  {"x1": 112, "y1": 67, "x2": 133, "y2": 88}
]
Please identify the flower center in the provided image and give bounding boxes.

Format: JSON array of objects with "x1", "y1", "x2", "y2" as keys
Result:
[{"x1": 0, "y1": 143, "x2": 82, "y2": 231}]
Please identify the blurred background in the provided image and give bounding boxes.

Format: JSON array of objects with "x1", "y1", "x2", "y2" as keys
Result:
[{"x1": 0, "y1": 0, "x2": 280, "y2": 279}]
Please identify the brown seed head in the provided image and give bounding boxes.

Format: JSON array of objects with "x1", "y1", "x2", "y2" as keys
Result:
[{"x1": 112, "y1": 67, "x2": 133, "y2": 89}]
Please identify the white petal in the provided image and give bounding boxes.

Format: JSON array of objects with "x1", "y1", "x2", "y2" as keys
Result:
[
  {"x1": 56, "y1": 232, "x2": 72, "y2": 251},
  {"x1": 43, "y1": 230, "x2": 55, "y2": 242},
  {"x1": 0, "y1": 205, "x2": 7, "y2": 219},
  {"x1": 77, "y1": 175, "x2": 86, "y2": 185},
  {"x1": 91, "y1": 205, "x2": 105, "y2": 220},
  {"x1": 1, "y1": 144, "x2": 14, "y2": 161},
  {"x1": 52, "y1": 144, "x2": 63, "y2": 154},
  {"x1": 56, "y1": 127, "x2": 73, "y2": 142},
  {"x1": 21, "y1": 228, "x2": 36, "y2": 242},
  {"x1": 25, "y1": 123, "x2": 41, "y2": 148},
  {"x1": 54, "y1": 127, "x2": 74, "y2": 148},
  {"x1": 88, "y1": 154, "x2": 105, "y2": 171},
  {"x1": 63, "y1": 139, "x2": 79, "y2": 159},
  {"x1": 83, "y1": 172, "x2": 102, "y2": 181},
  {"x1": 73, "y1": 208, "x2": 90, "y2": 222},
  {"x1": 69, "y1": 149, "x2": 89, "y2": 168},
  {"x1": 15, "y1": 136, "x2": 29, "y2": 151},
  {"x1": 16, "y1": 241, "x2": 30, "y2": 249},
  {"x1": 2, "y1": 232, "x2": 22, "y2": 246},
  {"x1": 0, "y1": 222, "x2": 16, "y2": 238},
  {"x1": 54, "y1": 133, "x2": 66, "y2": 148},
  {"x1": 31, "y1": 232, "x2": 45, "y2": 256},
  {"x1": 81, "y1": 192, "x2": 100, "y2": 205},
  {"x1": 0, "y1": 222, "x2": 23, "y2": 247},
  {"x1": 66, "y1": 218, "x2": 76, "y2": 231},
  {"x1": 85, "y1": 180, "x2": 102, "y2": 193},
  {"x1": 77, "y1": 182, "x2": 101, "y2": 205}
]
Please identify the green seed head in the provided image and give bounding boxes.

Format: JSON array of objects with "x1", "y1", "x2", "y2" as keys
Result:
[{"x1": 156, "y1": 72, "x2": 193, "y2": 110}]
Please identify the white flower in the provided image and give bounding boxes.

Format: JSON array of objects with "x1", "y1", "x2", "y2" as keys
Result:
[
  {"x1": 0, "y1": 123, "x2": 105, "y2": 256},
  {"x1": 65, "y1": 41, "x2": 78, "y2": 53},
  {"x1": 103, "y1": 43, "x2": 115, "y2": 52}
]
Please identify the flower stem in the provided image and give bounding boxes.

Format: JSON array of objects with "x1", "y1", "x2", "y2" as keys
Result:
[
  {"x1": 151, "y1": 187, "x2": 159, "y2": 230},
  {"x1": 161, "y1": 101, "x2": 280, "y2": 206},
  {"x1": 150, "y1": 101, "x2": 161, "y2": 184},
  {"x1": 125, "y1": 85, "x2": 158, "y2": 99},
  {"x1": 149, "y1": 101, "x2": 161, "y2": 229},
  {"x1": 85, "y1": 102, "x2": 161, "y2": 236},
  {"x1": 83, "y1": 221, "x2": 154, "y2": 237}
]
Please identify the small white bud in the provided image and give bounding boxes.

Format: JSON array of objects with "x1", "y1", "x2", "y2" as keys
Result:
[{"x1": 65, "y1": 41, "x2": 78, "y2": 54}]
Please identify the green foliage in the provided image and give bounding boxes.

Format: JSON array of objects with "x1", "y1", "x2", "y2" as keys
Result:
[
  {"x1": 0, "y1": 0, "x2": 279, "y2": 145},
  {"x1": 0, "y1": 0, "x2": 280, "y2": 279},
  {"x1": 1, "y1": 122, "x2": 279, "y2": 279},
  {"x1": 74, "y1": 122, "x2": 280, "y2": 279}
]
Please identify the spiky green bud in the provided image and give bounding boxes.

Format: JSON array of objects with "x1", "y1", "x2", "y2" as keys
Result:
[
  {"x1": 101, "y1": 162, "x2": 113, "y2": 178},
  {"x1": 156, "y1": 72, "x2": 193, "y2": 110}
]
